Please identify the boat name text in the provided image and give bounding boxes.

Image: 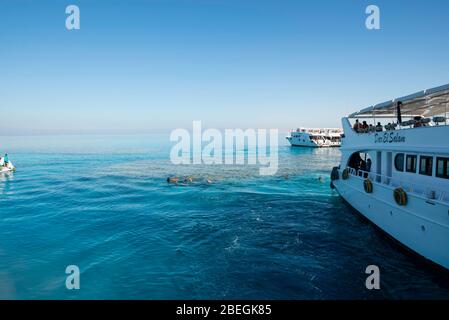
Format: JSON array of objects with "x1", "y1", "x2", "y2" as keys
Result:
[{"x1": 374, "y1": 132, "x2": 406, "y2": 144}]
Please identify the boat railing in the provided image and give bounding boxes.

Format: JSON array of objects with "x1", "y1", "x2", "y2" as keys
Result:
[
  {"x1": 351, "y1": 116, "x2": 448, "y2": 135},
  {"x1": 294, "y1": 128, "x2": 343, "y2": 134},
  {"x1": 344, "y1": 167, "x2": 449, "y2": 204}
]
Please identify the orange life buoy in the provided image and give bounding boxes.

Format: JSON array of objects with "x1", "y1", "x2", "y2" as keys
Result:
[
  {"x1": 330, "y1": 167, "x2": 339, "y2": 181},
  {"x1": 364, "y1": 179, "x2": 373, "y2": 193},
  {"x1": 394, "y1": 188, "x2": 407, "y2": 206}
]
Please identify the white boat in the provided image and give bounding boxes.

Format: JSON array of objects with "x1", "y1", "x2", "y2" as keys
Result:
[
  {"x1": 0, "y1": 157, "x2": 15, "y2": 173},
  {"x1": 330, "y1": 83, "x2": 449, "y2": 270},
  {"x1": 287, "y1": 128, "x2": 342, "y2": 148}
]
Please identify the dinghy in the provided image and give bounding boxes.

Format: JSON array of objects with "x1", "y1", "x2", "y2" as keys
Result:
[{"x1": 0, "y1": 156, "x2": 15, "y2": 173}]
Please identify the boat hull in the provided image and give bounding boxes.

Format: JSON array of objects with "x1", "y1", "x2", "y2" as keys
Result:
[
  {"x1": 0, "y1": 163, "x2": 15, "y2": 174},
  {"x1": 287, "y1": 137, "x2": 340, "y2": 148},
  {"x1": 333, "y1": 176, "x2": 449, "y2": 270}
]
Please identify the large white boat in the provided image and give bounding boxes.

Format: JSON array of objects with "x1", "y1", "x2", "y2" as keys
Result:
[
  {"x1": 330, "y1": 84, "x2": 449, "y2": 270},
  {"x1": 287, "y1": 128, "x2": 342, "y2": 148}
]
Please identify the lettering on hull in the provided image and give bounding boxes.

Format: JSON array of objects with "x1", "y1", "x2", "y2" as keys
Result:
[{"x1": 374, "y1": 132, "x2": 406, "y2": 144}]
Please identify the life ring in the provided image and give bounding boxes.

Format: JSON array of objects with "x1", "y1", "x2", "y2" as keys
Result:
[
  {"x1": 363, "y1": 179, "x2": 373, "y2": 193},
  {"x1": 330, "y1": 167, "x2": 339, "y2": 181},
  {"x1": 394, "y1": 188, "x2": 407, "y2": 206},
  {"x1": 342, "y1": 168, "x2": 349, "y2": 180}
]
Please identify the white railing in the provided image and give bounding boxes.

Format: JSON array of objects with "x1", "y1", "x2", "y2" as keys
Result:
[
  {"x1": 293, "y1": 128, "x2": 343, "y2": 136},
  {"x1": 343, "y1": 167, "x2": 449, "y2": 204}
]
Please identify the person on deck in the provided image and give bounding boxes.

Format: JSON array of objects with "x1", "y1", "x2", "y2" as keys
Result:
[
  {"x1": 362, "y1": 121, "x2": 369, "y2": 132},
  {"x1": 360, "y1": 160, "x2": 367, "y2": 172},
  {"x1": 353, "y1": 119, "x2": 360, "y2": 133},
  {"x1": 376, "y1": 122, "x2": 383, "y2": 132},
  {"x1": 414, "y1": 116, "x2": 423, "y2": 128},
  {"x1": 366, "y1": 159, "x2": 372, "y2": 172}
]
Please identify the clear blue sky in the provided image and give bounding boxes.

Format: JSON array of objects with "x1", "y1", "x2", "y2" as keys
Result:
[{"x1": 1, "y1": 0, "x2": 449, "y2": 135}]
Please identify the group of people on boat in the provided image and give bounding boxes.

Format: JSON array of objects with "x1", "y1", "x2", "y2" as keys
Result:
[
  {"x1": 409, "y1": 116, "x2": 431, "y2": 128},
  {"x1": 348, "y1": 152, "x2": 372, "y2": 177},
  {"x1": 353, "y1": 115, "x2": 437, "y2": 134},
  {"x1": 353, "y1": 120, "x2": 386, "y2": 133}
]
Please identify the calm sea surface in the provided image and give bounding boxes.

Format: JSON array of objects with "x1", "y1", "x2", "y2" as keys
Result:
[{"x1": 0, "y1": 134, "x2": 448, "y2": 299}]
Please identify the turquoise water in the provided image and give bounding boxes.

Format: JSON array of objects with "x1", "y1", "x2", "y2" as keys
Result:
[{"x1": 0, "y1": 134, "x2": 448, "y2": 299}]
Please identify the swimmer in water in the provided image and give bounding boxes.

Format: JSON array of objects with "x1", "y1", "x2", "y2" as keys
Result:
[{"x1": 167, "y1": 177, "x2": 179, "y2": 184}]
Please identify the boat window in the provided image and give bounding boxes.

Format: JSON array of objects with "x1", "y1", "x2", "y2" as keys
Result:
[
  {"x1": 419, "y1": 156, "x2": 433, "y2": 176},
  {"x1": 406, "y1": 155, "x2": 417, "y2": 173},
  {"x1": 436, "y1": 157, "x2": 449, "y2": 179},
  {"x1": 394, "y1": 153, "x2": 404, "y2": 172},
  {"x1": 347, "y1": 152, "x2": 371, "y2": 173}
]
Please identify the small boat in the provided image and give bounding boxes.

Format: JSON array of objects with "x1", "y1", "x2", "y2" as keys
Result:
[
  {"x1": 287, "y1": 128, "x2": 343, "y2": 148},
  {"x1": 0, "y1": 156, "x2": 15, "y2": 173}
]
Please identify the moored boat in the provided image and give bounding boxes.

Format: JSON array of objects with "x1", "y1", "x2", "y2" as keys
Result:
[
  {"x1": 330, "y1": 84, "x2": 449, "y2": 270},
  {"x1": 287, "y1": 128, "x2": 342, "y2": 148}
]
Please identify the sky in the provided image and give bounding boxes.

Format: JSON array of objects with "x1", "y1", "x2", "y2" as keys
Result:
[{"x1": 1, "y1": 0, "x2": 449, "y2": 135}]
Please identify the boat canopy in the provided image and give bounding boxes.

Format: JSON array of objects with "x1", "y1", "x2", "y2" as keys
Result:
[{"x1": 348, "y1": 83, "x2": 449, "y2": 119}]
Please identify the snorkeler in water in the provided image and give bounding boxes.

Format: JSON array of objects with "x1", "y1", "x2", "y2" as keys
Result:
[
  {"x1": 167, "y1": 176, "x2": 214, "y2": 185},
  {"x1": 167, "y1": 176, "x2": 193, "y2": 184},
  {"x1": 167, "y1": 177, "x2": 179, "y2": 184}
]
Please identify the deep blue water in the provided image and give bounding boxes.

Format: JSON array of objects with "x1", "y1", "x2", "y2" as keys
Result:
[{"x1": 0, "y1": 134, "x2": 449, "y2": 299}]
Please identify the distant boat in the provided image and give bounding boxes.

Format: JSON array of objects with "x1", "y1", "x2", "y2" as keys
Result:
[
  {"x1": 0, "y1": 156, "x2": 15, "y2": 173},
  {"x1": 331, "y1": 83, "x2": 449, "y2": 270},
  {"x1": 287, "y1": 128, "x2": 342, "y2": 148}
]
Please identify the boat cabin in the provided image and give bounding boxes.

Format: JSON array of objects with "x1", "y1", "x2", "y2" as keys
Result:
[{"x1": 340, "y1": 83, "x2": 449, "y2": 203}]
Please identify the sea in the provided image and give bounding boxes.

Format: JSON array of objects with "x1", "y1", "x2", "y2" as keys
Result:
[{"x1": 0, "y1": 134, "x2": 448, "y2": 299}]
